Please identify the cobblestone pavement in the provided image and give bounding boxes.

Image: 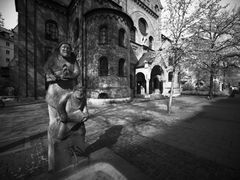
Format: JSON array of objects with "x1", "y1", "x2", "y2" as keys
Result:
[{"x1": 0, "y1": 95, "x2": 240, "y2": 179}]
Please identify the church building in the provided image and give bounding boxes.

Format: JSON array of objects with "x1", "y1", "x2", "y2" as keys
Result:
[{"x1": 15, "y1": 0, "x2": 180, "y2": 102}]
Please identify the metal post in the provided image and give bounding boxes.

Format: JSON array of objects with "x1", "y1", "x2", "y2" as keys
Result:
[
  {"x1": 25, "y1": 0, "x2": 28, "y2": 97},
  {"x1": 34, "y1": 0, "x2": 37, "y2": 99}
]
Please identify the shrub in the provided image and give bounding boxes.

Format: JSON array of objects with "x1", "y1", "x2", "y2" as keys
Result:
[{"x1": 182, "y1": 83, "x2": 195, "y2": 91}]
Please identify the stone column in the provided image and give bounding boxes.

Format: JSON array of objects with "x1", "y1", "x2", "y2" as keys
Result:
[
  {"x1": 145, "y1": 72, "x2": 150, "y2": 95},
  {"x1": 146, "y1": 78, "x2": 150, "y2": 94}
]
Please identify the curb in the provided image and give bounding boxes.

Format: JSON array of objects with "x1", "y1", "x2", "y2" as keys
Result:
[
  {"x1": 0, "y1": 130, "x2": 47, "y2": 153},
  {"x1": 3, "y1": 100, "x2": 46, "y2": 108}
]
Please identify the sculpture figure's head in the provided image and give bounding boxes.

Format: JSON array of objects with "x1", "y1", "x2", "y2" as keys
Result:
[
  {"x1": 73, "y1": 88, "x2": 85, "y2": 101},
  {"x1": 57, "y1": 42, "x2": 72, "y2": 58}
]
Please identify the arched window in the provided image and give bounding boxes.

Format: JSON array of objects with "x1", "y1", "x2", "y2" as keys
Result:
[
  {"x1": 138, "y1": 18, "x2": 148, "y2": 36},
  {"x1": 168, "y1": 57, "x2": 173, "y2": 66},
  {"x1": 130, "y1": 74, "x2": 133, "y2": 89},
  {"x1": 149, "y1": 36, "x2": 153, "y2": 49},
  {"x1": 168, "y1": 72, "x2": 173, "y2": 82},
  {"x1": 45, "y1": 20, "x2": 58, "y2": 41},
  {"x1": 177, "y1": 72, "x2": 181, "y2": 83},
  {"x1": 99, "y1": 57, "x2": 108, "y2": 76},
  {"x1": 118, "y1": 58, "x2": 125, "y2": 77},
  {"x1": 99, "y1": 25, "x2": 108, "y2": 44},
  {"x1": 98, "y1": 93, "x2": 108, "y2": 99},
  {"x1": 74, "y1": 18, "x2": 79, "y2": 41},
  {"x1": 130, "y1": 27, "x2": 136, "y2": 42},
  {"x1": 119, "y1": 28, "x2": 126, "y2": 47}
]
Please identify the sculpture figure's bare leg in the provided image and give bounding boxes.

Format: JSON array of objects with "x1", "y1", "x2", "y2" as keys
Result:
[{"x1": 47, "y1": 105, "x2": 58, "y2": 171}]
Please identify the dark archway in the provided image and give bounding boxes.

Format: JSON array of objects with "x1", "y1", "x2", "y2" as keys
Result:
[
  {"x1": 98, "y1": 93, "x2": 108, "y2": 99},
  {"x1": 136, "y1": 72, "x2": 146, "y2": 94},
  {"x1": 150, "y1": 65, "x2": 163, "y2": 94}
]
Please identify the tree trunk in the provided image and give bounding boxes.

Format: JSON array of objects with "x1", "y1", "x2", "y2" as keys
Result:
[
  {"x1": 222, "y1": 68, "x2": 226, "y2": 90},
  {"x1": 209, "y1": 71, "x2": 214, "y2": 99},
  {"x1": 168, "y1": 71, "x2": 175, "y2": 114}
]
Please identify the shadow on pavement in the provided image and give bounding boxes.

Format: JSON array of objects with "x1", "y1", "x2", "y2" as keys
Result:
[
  {"x1": 85, "y1": 125, "x2": 123, "y2": 154},
  {"x1": 1, "y1": 95, "x2": 240, "y2": 179}
]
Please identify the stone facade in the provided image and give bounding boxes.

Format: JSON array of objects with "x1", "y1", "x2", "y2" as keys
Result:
[
  {"x1": 135, "y1": 36, "x2": 181, "y2": 97},
  {"x1": 15, "y1": 0, "x2": 180, "y2": 100},
  {"x1": 85, "y1": 8, "x2": 133, "y2": 99},
  {"x1": 0, "y1": 27, "x2": 15, "y2": 95}
]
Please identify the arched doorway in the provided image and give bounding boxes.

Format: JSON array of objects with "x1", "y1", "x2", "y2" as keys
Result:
[
  {"x1": 150, "y1": 65, "x2": 163, "y2": 94},
  {"x1": 136, "y1": 72, "x2": 146, "y2": 94}
]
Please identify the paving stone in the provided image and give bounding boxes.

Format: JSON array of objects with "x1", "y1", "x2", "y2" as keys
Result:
[{"x1": 1, "y1": 96, "x2": 240, "y2": 179}]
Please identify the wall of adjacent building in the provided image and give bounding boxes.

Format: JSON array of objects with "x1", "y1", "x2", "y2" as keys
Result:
[
  {"x1": 0, "y1": 37, "x2": 14, "y2": 67},
  {"x1": 126, "y1": 0, "x2": 162, "y2": 51},
  {"x1": 0, "y1": 27, "x2": 15, "y2": 95},
  {"x1": 16, "y1": 0, "x2": 68, "y2": 97}
]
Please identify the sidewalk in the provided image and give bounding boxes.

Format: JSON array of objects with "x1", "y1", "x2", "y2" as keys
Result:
[{"x1": 0, "y1": 95, "x2": 240, "y2": 179}]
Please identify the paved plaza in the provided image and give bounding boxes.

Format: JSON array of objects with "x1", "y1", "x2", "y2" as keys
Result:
[{"x1": 0, "y1": 95, "x2": 240, "y2": 179}]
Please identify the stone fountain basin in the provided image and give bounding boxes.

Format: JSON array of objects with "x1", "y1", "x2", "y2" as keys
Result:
[
  {"x1": 65, "y1": 162, "x2": 126, "y2": 180},
  {"x1": 51, "y1": 148, "x2": 150, "y2": 180}
]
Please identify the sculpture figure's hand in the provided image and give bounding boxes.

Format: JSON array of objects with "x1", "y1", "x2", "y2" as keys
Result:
[
  {"x1": 46, "y1": 74, "x2": 57, "y2": 82},
  {"x1": 82, "y1": 113, "x2": 89, "y2": 122},
  {"x1": 58, "y1": 112, "x2": 68, "y2": 123},
  {"x1": 61, "y1": 64, "x2": 72, "y2": 80}
]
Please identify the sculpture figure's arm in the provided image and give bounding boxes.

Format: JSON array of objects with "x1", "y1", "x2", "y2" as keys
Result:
[
  {"x1": 72, "y1": 61, "x2": 80, "y2": 79},
  {"x1": 67, "y1": 98, "x2": 89, "y2": 123},
  {"x1": 62, "y1": 61, "x2": 80, "y2": 80},
  {"x1": 44, "y1": 59, "x2": 62, "y2": 82},
  {"x1": 81, "y1": 102, "x2": 89, "y2": 122},
  {"x1": 57, "y1": 92, "x2": 72, "y2": 123}
]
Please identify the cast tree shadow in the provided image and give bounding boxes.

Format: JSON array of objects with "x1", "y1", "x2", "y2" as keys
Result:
[{"x1": 85, "y1": 125, "x2": 123, "y2": 154}]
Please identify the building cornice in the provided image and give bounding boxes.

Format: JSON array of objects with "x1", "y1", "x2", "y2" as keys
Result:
[
  {"x1": 85, "y1": 8, "x2": 134, "y2": 29},
  {"x1": 132, "y1": 0, "x2": 159, "y2": 19},
  {"x1": 68, "y1": 0, "x2": 80, "y2": 15},
  {"x1": 36, "y1": 0, "x2": 67, "y2": 15}
]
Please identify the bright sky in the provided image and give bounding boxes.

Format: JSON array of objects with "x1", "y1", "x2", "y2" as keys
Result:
[
  {"x1": 0, "y1": 0, "x2": 18, "y2": 29},
  {"x1": 0, "y1": 0, "x2": 239, "y2": 30},
  {"x1": 161, "y1": 0, "x2": 240, "y2": 10},
  {"x1": 220, "y1": 0, "x2": 240, "y2": 10}
]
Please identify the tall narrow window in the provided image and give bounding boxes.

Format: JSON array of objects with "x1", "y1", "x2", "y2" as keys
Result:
[
  {"x1": 99, "y1": 25, "x2": 108, "y2": 44},
  {"x1": 45, "y1": 20, "x2": 58, "y2": 41},
  {"x1": 99, "y1": 57, "x2": 108, "y2": 76},
  {"x1": 119, "y1": 28, "x2": 126, "y2": 47},
  {"x1": 130, "y1": 74, "x2": 133, "y2": 89},
  {"x1": 1, "y1": 67, "x2": 10, "y2": 77},
  {"x1": 74, "y1": 18, "x2": 79, "y2": 41},
  {"x1": 177, "y1": 72, "x2": 181, "y2": 83},
  {"x1": 168, "y1": 56, "x2": 173, "y2": 66},
  {"x1": 118, "y1": 58, "x2": 125, "y2": 77},
  {"x1": 130, "y1": 27, "x2": 136, "y2": 42},
  {"x1": 149, "y1": 36, "x2": 153, "y2": 49},
  {"x1": 168, "y1": 72, "x2": 173, "y2": 82}
]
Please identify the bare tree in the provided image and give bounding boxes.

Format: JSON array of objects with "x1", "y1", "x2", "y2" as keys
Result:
[
  {"x1": 162, "y1": 0, "x2": 200, "y2": 113},
  {"x1": 0, "y1": 12, "x2": 4, "y2": 27},
  {"x1": 189, "y1": 0, "x2": 240, "y2": 98}
]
